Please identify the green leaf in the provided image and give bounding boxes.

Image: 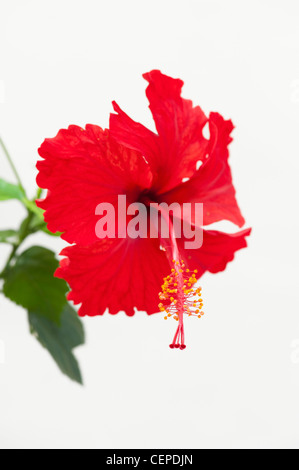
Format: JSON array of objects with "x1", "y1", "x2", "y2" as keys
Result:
[
  {"x1": 0, "y1": 178, "x2": 25, "y2": 201},
  {"x1": 3, "y1": 246, "x2": 68, "y2": 324},
  {"x1": 0, "y1": 229, "x2": 18, "y2": 244},
  {"x1": 28, "y1": 304, "x2": 84, "y2": 384}
]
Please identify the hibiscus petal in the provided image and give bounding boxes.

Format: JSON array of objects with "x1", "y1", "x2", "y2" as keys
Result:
[
  {"x1": 160, "y1": 112, "x2": 245, "y2": 228},
  {"x1": 177, "y1": 228, "x2": 251, "y2": 277},
  {"x1": 110, "y1": 101, "x2": 160, "y2": 177},
  {"x1": 110, "y1": 70, "x2": 211, "y2": 194},
  {"x1": 55, "y1": 237, "x2": 170, "y2": 317},
  {"x1": 36, "y1": 125, "x2": 153, "y2": 244}
]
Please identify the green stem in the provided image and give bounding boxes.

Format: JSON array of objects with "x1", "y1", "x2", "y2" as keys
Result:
[
  {"x1": 0, "y1": 210, "x2": 34, "y2": 278},
  {"x1": 36, "y1": 187, "x2": 42, "y2": 199},
  {"x1": 0, "y1": 137, "x2": 26, "y2": 194},
  {"x1": 0, "y1": 139, "x2": 44, "y2": 279}
]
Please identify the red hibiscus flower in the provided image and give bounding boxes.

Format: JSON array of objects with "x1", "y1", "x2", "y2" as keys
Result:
[{"x1": 36, "y1": 70, "x2": 251, "y2": 349}]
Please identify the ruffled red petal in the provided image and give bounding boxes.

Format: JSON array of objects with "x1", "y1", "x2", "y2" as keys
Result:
[
  {"x1": 110, "y1": 101, "x2": 160, "y2": 179},
  {"x1": 110, "y1": 70, "x2": 211, "y2": 194},
  {"x1": 177, "y1": 228, "x2": 251, "y2": 277},
  {"x1": 55, "y1": 237, "x2": 170, "y2": 317},
  {"x1": 160, "y1": 112, "x2": 245, "y2": 227},
  {"x1": 36, "y1": 125, "x2": 153, "y2": 244}
]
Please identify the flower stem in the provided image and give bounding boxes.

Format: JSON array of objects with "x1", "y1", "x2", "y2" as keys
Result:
[
  {"x1": 0, "y1": 137, "x2": 26, "y2": 194},
  {"x1": 36, "y1": 187, "x2": 42, "y2": 199},
  {"x1": 0, "y1": 210, "x2": 34, "y2": 278}
]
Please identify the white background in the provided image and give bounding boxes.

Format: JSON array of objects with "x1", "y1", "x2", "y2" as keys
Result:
[{"x1": 0, "y1": 0, "x2": 299, "y2": 449}]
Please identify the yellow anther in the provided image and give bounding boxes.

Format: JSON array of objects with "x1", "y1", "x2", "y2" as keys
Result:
[{"x1": 159, "y1": 263, "x2": 204, "y2": 323}]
